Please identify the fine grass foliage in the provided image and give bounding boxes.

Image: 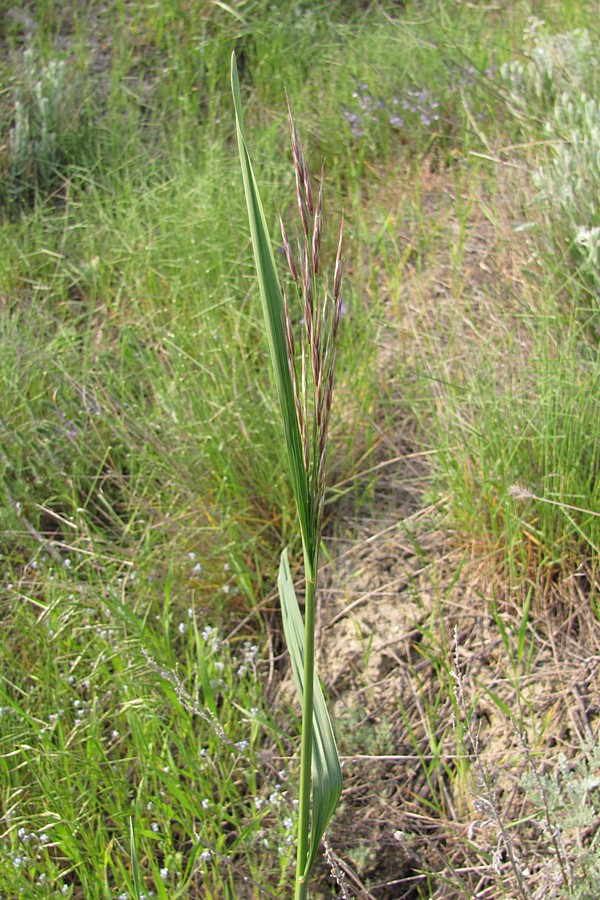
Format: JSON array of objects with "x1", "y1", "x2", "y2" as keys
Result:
[
  {"x1": 0, "y1": 564, "x2": 291, "y2": 898},
  {"x1": 428, "y1": 333, "x2": 600, "y2": 588}
]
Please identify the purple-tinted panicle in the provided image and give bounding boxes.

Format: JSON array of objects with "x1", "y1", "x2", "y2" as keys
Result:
[
  {"x1": 303, "y1": 244, "x2": 313, "y2": 336},
  {"x1": 312, "y1": 313, "x2": 322, "y2": 394},
  {"x1": 302, "y1": 155, "x2": 313, "y2": 217},
  {"x1": 283, "y1": 285, "x2": 306, "y2": 467},
  {"x1": 287, "y1": 94, "x2": 310, "y2": 239},
  {"x1": 298, "y1": 190, "x2": 309, "y2": 240},
  {"x1": 282, "y1": 101, "x2": 344, "y2": 513},
  {"x1": 312, "y1": 163, "x2": 324, "y2": 276}
]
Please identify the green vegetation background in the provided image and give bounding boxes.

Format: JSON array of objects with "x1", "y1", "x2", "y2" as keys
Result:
[{"x1": 1, "y1": 1, "x2": 599, "y2": 897}]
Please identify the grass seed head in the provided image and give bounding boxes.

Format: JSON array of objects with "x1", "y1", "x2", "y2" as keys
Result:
[{"x1": 283, "y1": 99, "x2": 344, "y2": 528}]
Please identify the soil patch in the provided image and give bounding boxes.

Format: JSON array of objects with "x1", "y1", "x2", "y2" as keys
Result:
[{"x1": 310, "y1": 453, "x2": 600, "y2": 898}]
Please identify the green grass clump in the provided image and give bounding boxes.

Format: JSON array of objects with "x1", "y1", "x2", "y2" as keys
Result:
[
  {"x1": 0, "y1": 561, "x2": 292, "y2": 898},
  {"x1": 427, "y1": 332, "x2": 600, "y2": 587}
]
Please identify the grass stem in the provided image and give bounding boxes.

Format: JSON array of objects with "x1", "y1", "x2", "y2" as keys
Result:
[{"x1": 295, "y1": 574, "x2": 316, "y2": 898}]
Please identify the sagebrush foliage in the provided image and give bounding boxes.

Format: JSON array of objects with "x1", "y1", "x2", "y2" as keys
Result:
[
  {"x1": 502, "y1": 23, "x2": 600, "y2": 306},
  {"x1": 2, "y1": 49, "x2": 94, "y2": 208},
  {"x1": 522, "y1": 743, "x2": 600, "y2": 899}
]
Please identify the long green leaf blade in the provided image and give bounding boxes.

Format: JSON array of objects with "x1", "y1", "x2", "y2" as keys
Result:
[
  {"x1": 129, "y1": 817, "x2": 143, "y2": 899},
  {"x1": 230, "y1": 53, "x2": 314, "y2": 564},
  {"x1": 278, "y1": 549, "x2": 343, "y2": 877}
]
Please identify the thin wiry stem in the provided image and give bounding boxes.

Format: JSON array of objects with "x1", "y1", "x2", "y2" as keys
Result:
[
  {"x1": 280, "y1": 210, "x2": 299, "y2": 285},
  {"x1": 295, "y1": 573, "x2": 316, "y2": 899},
  {"x1": 283, "y1": 286, "x2": 305, "y2": 459},
  {"x1": 333, "y1": 215, "x2": 344, "y2": 337},
  {"x1": 312, "y1": 164, "x2": 324, "y2": 274},
  {"x1": 301, "y1": 330, "x2": 309, "y2": 473}
]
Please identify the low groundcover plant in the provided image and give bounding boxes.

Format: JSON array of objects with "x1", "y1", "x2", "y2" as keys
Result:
[{"x1": 231, "y1": 54, "x2": 343, "y2": 898}]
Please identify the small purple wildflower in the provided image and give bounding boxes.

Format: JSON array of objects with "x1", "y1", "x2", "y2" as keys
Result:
[
  {"x1": 343, "y1": 108, "x2": 365, "y2": 138},
  {"x1": 344, "y1": 75, "x2": 451, "y2": 141}
]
